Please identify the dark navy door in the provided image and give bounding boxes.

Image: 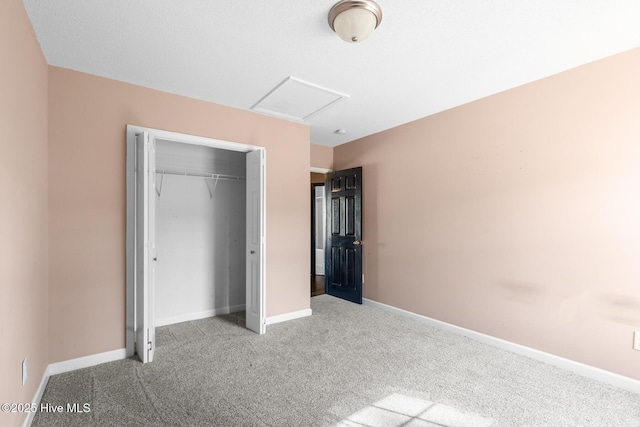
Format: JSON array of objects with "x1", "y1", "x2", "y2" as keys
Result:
[{"x1": 325, "y1": 167, "x2": 362, "y2": 304}]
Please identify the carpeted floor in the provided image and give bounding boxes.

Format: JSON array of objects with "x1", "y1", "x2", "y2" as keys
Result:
[{"x1": 33, "y1": 295, "x2": 640, "y2": 426}]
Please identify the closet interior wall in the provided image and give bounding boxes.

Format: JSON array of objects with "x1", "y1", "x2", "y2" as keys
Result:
[{"x1": 155, "y1": 139, "x2": 246, "y2": 326}]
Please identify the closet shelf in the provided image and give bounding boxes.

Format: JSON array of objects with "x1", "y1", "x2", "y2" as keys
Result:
[
  {"x1": 155, "y1": 170, "x2": 246, "y2": 199},
  {"x1": 156, "y1": 170, "x2": 246, "y2": 181}
]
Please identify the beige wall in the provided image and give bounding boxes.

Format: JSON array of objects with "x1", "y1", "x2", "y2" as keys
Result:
[
  {"x1": 334, "y1": 48, "x2": 640, "y2": 380},
  {"x1": 0, "y1": 1, "x2": 49, "y2": 426},
  {"x1": 48, "y1": 67, "x2": 310, "y2": 363},
  {"x1": 310, "y1": 143, "x2": 333, "y2": 170}
]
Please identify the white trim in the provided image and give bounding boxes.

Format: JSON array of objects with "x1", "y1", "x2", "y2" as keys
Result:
[
  {"x1": 23, "y1": 349, "x2": 126, "y2": 426},
  {"x1": 266, "y1": 308, "x2": 312, "y2": 326},
  {"x1": 48, "y1": 348, "x2": 127, "y2": 376},
  {"x1": 125, "y1": 128, "x2": 136, "y2": 357},
  {"x1": 127, "y1": 125, "x2": 261, "y2": 153},
  {"x1": 363, "y1": 298, "x2": 640, "y2": 395},
  {"x1": 310, "y1": 167, "x2": 332, "y2": 174},
  {"x1": 155, "y1": 305, "x2": 246, "y2": 327},
  {"x1": 22, "y1": 367, "x2": 50, "y2": 427}
]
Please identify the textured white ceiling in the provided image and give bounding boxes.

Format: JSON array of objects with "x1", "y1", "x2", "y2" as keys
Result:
[{"x1": 23, "y1": 1, "x2": 640, "y2": 147}]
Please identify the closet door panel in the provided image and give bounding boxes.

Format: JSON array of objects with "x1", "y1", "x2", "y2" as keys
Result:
[
  {"x1": 135, "y1": 131, "x2": 156, "y2": 363},
  {"x1": 246, "y1": 149, "x2": 265, "y2": 334}
]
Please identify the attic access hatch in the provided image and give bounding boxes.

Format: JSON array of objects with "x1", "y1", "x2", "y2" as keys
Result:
[{"x1": 251, "y1": 76, "x2": 349, "y2": 122}]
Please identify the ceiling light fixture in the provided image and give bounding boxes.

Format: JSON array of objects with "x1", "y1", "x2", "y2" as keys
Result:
[{"x1": 328, "y1": 0, "x2": 383, "y2": 43}]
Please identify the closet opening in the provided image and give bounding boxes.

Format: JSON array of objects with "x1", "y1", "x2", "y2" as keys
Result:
[
  {"x1": 154, "y1": 140, "x2": 246, "y2": 326},
  {"x1": 126, "y1": 126, "x2": 266, "y2": 363}
]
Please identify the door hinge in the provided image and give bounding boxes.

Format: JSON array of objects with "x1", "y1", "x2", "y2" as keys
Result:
[{"x1": 148, "y1": 341, "x2": 153, "y2": 351}]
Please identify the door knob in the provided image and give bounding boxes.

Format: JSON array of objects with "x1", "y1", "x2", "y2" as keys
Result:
[
  {"x1": 153, "y1": 257, "x2": 157, "y2": 261},
  {"x1": 353, "y1": 240, "x2": 361, "y2": 246}
]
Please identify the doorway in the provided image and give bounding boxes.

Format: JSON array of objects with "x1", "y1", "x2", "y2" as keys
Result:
[
  {"x1": 311, "y1": 172, "x2": 326, "y2": 297},
  {"x1": 125, "y1": 125, "x2": 266, "y2": 363}
]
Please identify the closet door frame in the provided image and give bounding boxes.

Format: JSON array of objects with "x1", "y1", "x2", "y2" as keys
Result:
[{"x1": 125, "y1": 125, "x2": 266, "y2": 360}]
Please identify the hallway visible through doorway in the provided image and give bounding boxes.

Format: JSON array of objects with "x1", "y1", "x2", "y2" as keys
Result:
[
  {"x1": 311, "y1": 275, "x2": 324, "y2": 297},
  {"x1": 311, "y1": 172, "x2": 326, "y2": 297}
]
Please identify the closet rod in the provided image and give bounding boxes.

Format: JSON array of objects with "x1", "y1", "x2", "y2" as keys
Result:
[{"x1": 156, "y1": 170, "x2": 246, "y2": 181}]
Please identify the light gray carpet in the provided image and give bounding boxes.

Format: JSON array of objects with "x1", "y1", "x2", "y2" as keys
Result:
[{"x1": 33, "y1": 295, "x2": 640, "y2": 426}]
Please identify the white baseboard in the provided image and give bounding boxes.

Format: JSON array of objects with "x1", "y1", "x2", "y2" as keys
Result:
[
  {"x1": 363, "y1": 298, "x2": 640, "y2": 395},
  {"x1": 48, "y1": 348, "x2": 127, "y2": 376},
  {"x1": 266, "y1": 308, "x2": 312, "y2": 326},
  {"x1": 24, "y1": 348, "x2": 126, "y2": 426},
  {"x1": 155, "y1": 304, "x2": 246, "y2": 327},
  {"x1": 22, "y1": 367, "x2": 50, "y2": 427}
]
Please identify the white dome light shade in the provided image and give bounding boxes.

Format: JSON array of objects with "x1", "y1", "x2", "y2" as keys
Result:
[
  {"x1": 328, "y1": 0, "x2": 382, "y2": 43},
  {"x1": 333, "y1": 8, "x2": 376, "y2": 43}
]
